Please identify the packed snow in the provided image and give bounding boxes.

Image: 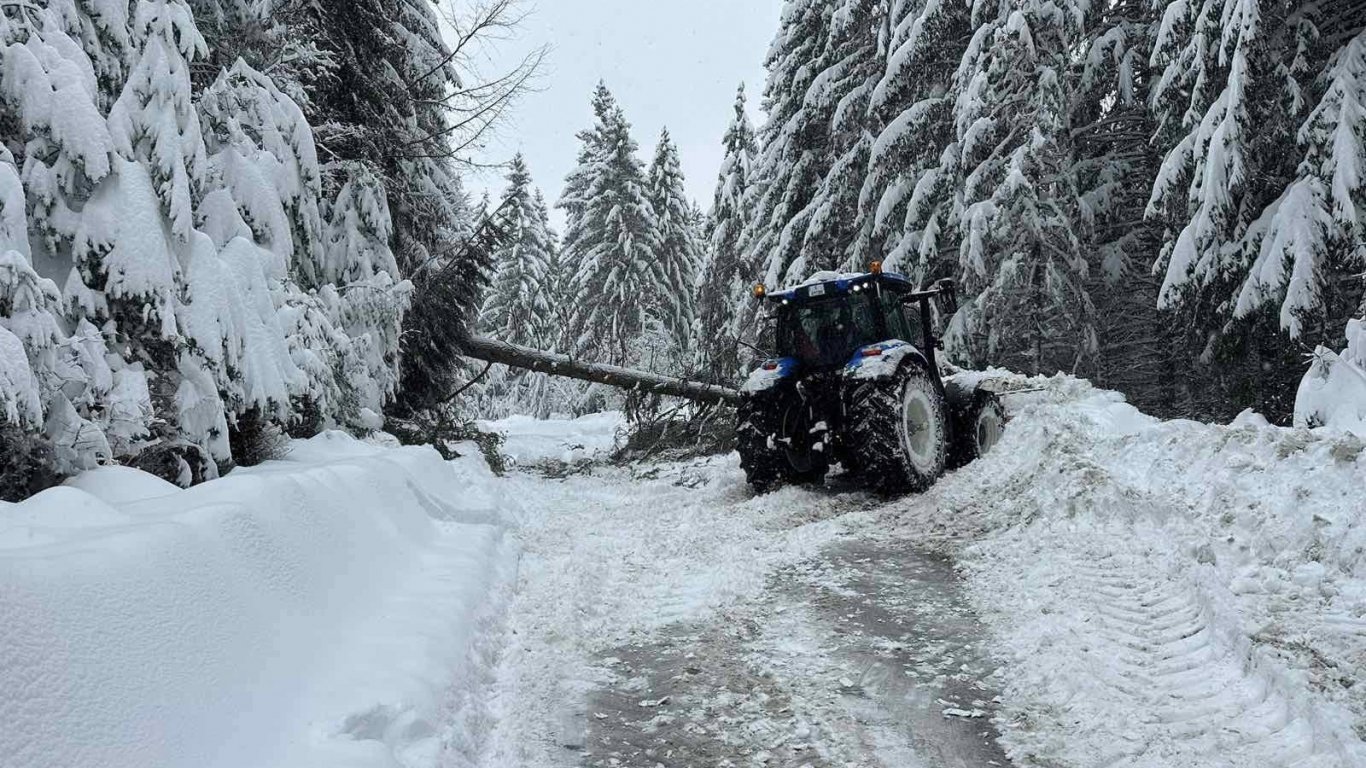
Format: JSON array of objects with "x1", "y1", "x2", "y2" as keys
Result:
[
  {"x1": 0, "y1": 433, "x2": 516, "y2": 768},
  {"x1": 881, "y1": 375, "x2": 1366, "y2": 767},
  {"x1": 5, "y1": 374, "x2": 1366, "y2": 767},
  {"x1": 480, "y1": 410, "x2": 624, "y2": 467}
]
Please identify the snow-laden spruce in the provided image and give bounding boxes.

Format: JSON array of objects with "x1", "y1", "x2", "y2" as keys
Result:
[
  {"x1": 477, "y1": 154, "x2": 562, "y2": 419},
  {"x1": 647, "y1": 128, "x2": 702, "y2": 360},
  {"x1": 0, "y1": 0, "x2": 471, "y2": 493},
  {"x1": 731, "y1": 0, "x2": 1366, "y2": 426},
  {"x1": 696, "y1": 84, "x2": 759, "y2": 382},
  {"x1": 741, "y1": 0, "x2": 860, "y2": 292},
  {"x1": 948, "y1": 0, "x2": 1097, "y2": 375},
  {"x1": 855, "y1": 0, "x2": 969, "y2": 280},
  {"x1": 558, "y1": 84, "x2": 662, "y2": 368}
]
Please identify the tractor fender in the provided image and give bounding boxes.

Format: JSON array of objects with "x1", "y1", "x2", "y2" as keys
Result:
[
  {"x1": 942, "y1": 375, "x2": 983, "y2": 415},
  {"x1": 942, "y1": 373, "x2": 1003, "y2": 415},
  {"x1": 741, "y1": 357, "x2": 800, "y2": 394},
  {"x1": 842, "y1": 341, "x2": 929, "y2": 382}
]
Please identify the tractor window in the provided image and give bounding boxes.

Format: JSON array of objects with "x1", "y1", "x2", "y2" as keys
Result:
[
  {"x1": 879, "y1": 289, "x2": 923, "y2": 345},
  {"x1": 778, "y1": 297, "x2": 880, "y2": 368}
]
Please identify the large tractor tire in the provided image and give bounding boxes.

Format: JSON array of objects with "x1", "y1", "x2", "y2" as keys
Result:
[
  {"x1": 847, "y1": 364, "x2": 949, "y2": 495},
  {"x1": 736, "y1": 389, "x2": 828, "y2": 494},
  {"x1": 949, "y1": 391, "x2": 1007, "y2": 468}
]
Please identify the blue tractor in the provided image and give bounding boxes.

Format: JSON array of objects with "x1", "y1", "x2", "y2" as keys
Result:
[{"x1": 737, "y1": 265, "x2": 1006, "y2": 495}]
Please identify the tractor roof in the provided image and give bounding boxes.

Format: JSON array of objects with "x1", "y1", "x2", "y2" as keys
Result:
[{"x1": 766, "y1": 270, "x2": 915, "y2": 304}]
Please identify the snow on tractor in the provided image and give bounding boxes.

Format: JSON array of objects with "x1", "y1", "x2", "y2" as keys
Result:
[{"x1": 737, "y1": 264, "x2": 1006, "y2": 495}]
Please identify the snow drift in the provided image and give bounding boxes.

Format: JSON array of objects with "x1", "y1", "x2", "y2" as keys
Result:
[
  {"x1": 0, "y1": 433, "x2": 516, "y2": 768},
  {"x1": 896, "y1": 375, "x2": 1366, "y2": 767}
]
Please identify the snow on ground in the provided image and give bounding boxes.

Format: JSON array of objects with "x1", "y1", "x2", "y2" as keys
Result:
[
  {"x1": 879, "y1": 376, "x2": 1366, "y2": 767},
  {"x1": 480, "y1": 411, "x2": 625, "y2": 467},
  {"x1": 479, "y1": 460, "x2": 870, "y2": 766},
  {"x1": 0, "y1": 432, "x2": 517, "y2": 768},
  {"x1": 5, "y1": 379, "x2": 1365, "y2": 768}
]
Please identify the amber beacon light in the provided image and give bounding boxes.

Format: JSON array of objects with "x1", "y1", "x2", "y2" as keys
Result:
[{"x1": 753, "y1": 284, "x2": 767, "y2": 298}]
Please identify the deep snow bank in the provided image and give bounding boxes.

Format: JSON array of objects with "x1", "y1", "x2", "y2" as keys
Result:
[
  {"x1": 896, "y1": 376, "x2": 1366, "y2": 767},
  {"x1": 1297, "y1": 322, "x2": 1366, "y2": 438},
  {"x1": 0, "y1": 432, "x2": 516, "y2": 768}
]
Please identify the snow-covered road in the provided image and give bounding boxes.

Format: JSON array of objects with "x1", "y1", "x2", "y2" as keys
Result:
[
  {"x1": 480, "y1": 378, "x2": 1366, "y2": 768},
  {"x1": 6, "y1": 376, "x2": 1365, "y2": 768}
]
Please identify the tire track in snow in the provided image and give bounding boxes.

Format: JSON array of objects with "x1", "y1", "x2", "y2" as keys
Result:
[{"x1": 1057, "y1": 542, "x2": 1348, "y2": 767}]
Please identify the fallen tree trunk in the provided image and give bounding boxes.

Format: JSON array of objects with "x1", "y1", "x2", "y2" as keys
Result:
[{"x1": 460, "y1": 335, "x2": 741, "y2": 404}]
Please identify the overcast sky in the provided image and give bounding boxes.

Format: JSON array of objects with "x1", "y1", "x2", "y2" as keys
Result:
[{"x1": 466, "y1": 0, "x2": 783, "y2": 229}]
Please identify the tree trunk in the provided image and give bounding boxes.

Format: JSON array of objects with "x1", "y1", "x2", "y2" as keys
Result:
[{"x1": 460, "y1": 336, "x2": 742, "y2": 404}]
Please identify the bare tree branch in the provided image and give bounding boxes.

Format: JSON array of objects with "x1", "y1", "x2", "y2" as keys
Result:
[{"x1": 393, "y1": 0, "x2": 546, "y2": 169}]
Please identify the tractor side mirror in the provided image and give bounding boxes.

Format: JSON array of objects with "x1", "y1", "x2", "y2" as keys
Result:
[{"x1": 932, "y1": 278, "x2": 959, "y2": 316}]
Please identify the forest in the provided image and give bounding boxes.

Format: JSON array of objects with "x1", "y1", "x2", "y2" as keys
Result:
[{"x1": 2, "y1": 0, "x2": 1365, "y2": 498}]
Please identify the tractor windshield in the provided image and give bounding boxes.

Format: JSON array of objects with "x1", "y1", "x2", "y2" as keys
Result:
[{"x1": 777, "y1": 295, "x2": 881, "y2": 368}]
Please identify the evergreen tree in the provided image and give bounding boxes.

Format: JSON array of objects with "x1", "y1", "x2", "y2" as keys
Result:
[
  {"x1": 791, "y1": 0, "x2": 882, "y2": 277},
  {"x1": 1147, "y1": 0, "x2": 1366, "y2": 420},
  {"x1": 646, "y1": 128, "x2": 701, "y2": 359},
  {"x1": 477, "y1": 155, "x2": 562, "y2": 417},
  {"x1": 943, "y1": 0, "x2": 1097, "y2": 375},
  {"x1": 853, "y1": 0, "x2": 971, "y2": 279},
  {"x1": 1, "y1": 2, "x2": 152, "y2": 472},
  {"x1": 1073, "y1": 0, "x2": 1177, "y2": 414},
  {"x1": 86, "y1": 0, "x2": 234, "y2": 478},
  {"x1": 696, "y1": 84, "x2": 758, "y2": 381},
  {"x1": 559, "y1": 85, "x2": 661, "y2": 367},
  {"x1": 480, "y1": 154, "x2": 555, "y2": 349},
  {"x1": 107, "y1": 0, "x2": 207, "y2": 241},
  {"x1": 742, "y1": 0, "x2": 848, "y2": 289},
  {"x1": 535, "y1": 189, "x2": 570, "y2": 346}
]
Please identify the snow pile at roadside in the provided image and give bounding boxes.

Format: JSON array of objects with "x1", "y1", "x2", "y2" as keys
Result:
[
  {"x1": 896, "y1": 376, "x2": 1366, "y2": 767},
  {"x1": 480, "y1": 410, "x2": 624, "y2": 466},
  {"x1": 1297, "y1": 320, "x2": 1366, "y2": 438},
  {"x1": 0, "y1": 433, "x2": 517, "y2": 768}
]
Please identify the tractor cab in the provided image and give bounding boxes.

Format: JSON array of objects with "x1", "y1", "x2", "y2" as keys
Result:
[{"x1": 753, "y1": 265, "x2": 954, "y2": 376}]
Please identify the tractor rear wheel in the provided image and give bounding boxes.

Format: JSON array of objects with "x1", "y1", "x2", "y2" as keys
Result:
[
  {"x1": 847, "y1": 364, "x2": 949, "y2": 495},
  {"x1": 950, "y1": 392, "x2": 1007, "y2": 467},
  {"x1": 736, "y1": 389, "x2": 828, "y2": 494}
]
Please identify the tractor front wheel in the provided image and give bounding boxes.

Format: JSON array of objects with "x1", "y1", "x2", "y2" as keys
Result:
[
  {"x1": 950, "y1": 391, "x2": 1007, "y2": 468},
  {"x1": 847, "y1": 364, "x2": 949, "y2": 495},
  {"x1": 736, "y1": 390, "x2": 828, "y2": 494}
]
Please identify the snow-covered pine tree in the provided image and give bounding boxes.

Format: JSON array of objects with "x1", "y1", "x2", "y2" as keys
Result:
[
  {"x1": 742, "y1": 0, "x2": 849, "y2": 289},
  {"x1": 559, "y1": 83, "x2": 618, "y2": 229},
  {"x1": 0, "y1": 147, "x2": 54, "y2": 436},
  {"x1": 480, "y1": 154, "x2": 555, "y2": 349},
  {"x1": 944, "y1": 0, "x2": 1097, "y2": 376},
  {"x1": 559, "y1": 85, "x2": 661, "y2": 368},
  {"x1": 108, "y1": 0, "x2": 206, "y2": 241},
  {"x1": 1148, "y1": 0, "x2": 1366, "y2": 420},
  {"x1": 247, "y1": 0, "x2": 478, "y2": 425},
  {"x1": 853, "y1": 0, "x2": 971, "y2": 279},
  {"x1": 791, "y1": 0, "x2": 882, "y2": 278},
  {"x1": 534, "y1": 188, "x2": 568, "y2": 344},
  {"x1": 1, "y1": 3, "x2": 154, "y2": 473},
  {"x1": 477, "y1": 154, "x2": 562, "y2": 417},
  {"x1": 322, "y1": 161, "x2": 410, "y2": 429},
  {"x1": 1071, "y1": 0, "x2": 1181, "y2": 414},
  {"x1": 646, "y1": 128, "x2": 701, "y2": 363},
  {"x1": 1236, "y1": 24, "x2": 1366, "y2": 342},
  {"x1": 82, "y1": 0, "x2": 234, "y2": 480},
  {"x1": 1262, "y1": 24, "x2": 1366, "y2": 429},
  {"x1": 696, "y1": 84, "x2": 758, "y2": 382},
  {"x1": 198, "y1": 59, "x2": 326, "y2": 283}
]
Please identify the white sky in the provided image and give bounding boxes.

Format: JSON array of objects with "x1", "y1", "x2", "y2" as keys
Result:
[{"x1": 465, "y1": 0, "x2": 783, "y2": 229}]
